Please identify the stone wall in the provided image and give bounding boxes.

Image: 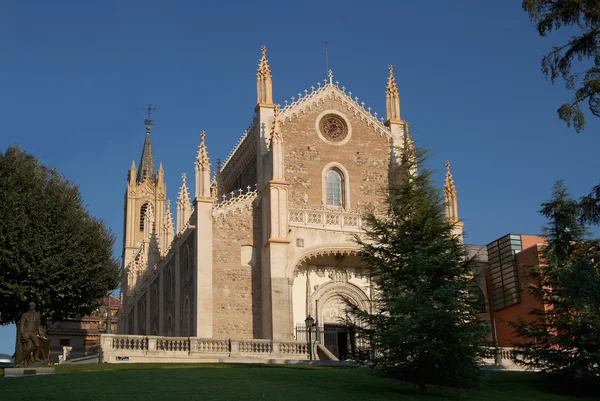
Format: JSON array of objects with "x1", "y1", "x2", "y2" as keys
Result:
[
  {"x1": 212, "y1": 204, "x2": 262, "y2": 338},
  {"x1": 282, "y1": 98, "x2": 390, "y2": 212}
]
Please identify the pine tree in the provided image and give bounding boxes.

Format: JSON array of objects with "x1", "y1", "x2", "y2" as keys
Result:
[
  {"x1": 522, "y1": 0, "x2": 600, "y2": 132},
  {"x1": 350, "y1": 148, "x2": 488, "y2": 393},
  {"x1": 510, "y1": 181, "x2": 600, "y2": 392}
]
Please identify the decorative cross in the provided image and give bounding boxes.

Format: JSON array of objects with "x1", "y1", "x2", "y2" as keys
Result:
[{"x1": 143, "y1": 103, "x2": 157, "y2": 126}]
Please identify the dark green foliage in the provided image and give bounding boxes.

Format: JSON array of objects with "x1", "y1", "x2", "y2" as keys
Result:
[
  {"x1": 509, "y1": 181, "x2": 600, "y2": 392},
  {"x1": 522, "y1": 0, "x2": 600, "y2": 132},
  {"x1": 0, "y1": 146, "x2": 120, "y2": 325},
  {"x1": 0, "y1": 366, "x2": 588, "y2": 401},
  {"x1": 579, "y1": 182, "x2": 600, "y2": 225},
  {"x1": 349, "y1": 147, "x2": 488, "y2": 393}
]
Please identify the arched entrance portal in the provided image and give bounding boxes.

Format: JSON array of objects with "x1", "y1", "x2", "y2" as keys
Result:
[{"x1": 290, "y1": 249, "x2": 371, "y2": 360}]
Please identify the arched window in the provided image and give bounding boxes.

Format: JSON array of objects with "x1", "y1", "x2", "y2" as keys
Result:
[
  {"x1": 476, "y1": 288, "x2": 488, "y2": 313},
  {"x1": 326, "y1": 169, "x2": 343, "y2": 207},
  {"x1": 182, "y1": 246, "x2": 190, "y2": 283},
  {"x1": 167, "y1": 314, "x2": 173, "y2": 337},
  {"x1": 140, "y1": 301, "x2": 146, "y2": 335},
  {"x1": 139, "y1": 203, "x2": 149, "y2": 232},
  {"x1": 167, "y1": 268, "x2": 173, "y2": 301},
  {"x1": 183, "y1": 297, "x2": 191, "y2": 337},
  {"x1": 151, "y1": 284, "x2": 158, "y2": 318}
]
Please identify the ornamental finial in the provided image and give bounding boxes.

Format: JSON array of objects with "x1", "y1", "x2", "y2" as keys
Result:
[
  {"x1": 444, "y1": 160, "x2": 458, "y2": 223},
  {"x1": 386, "y1": 65, "x2": 398, "y2": 95},
  {"x1": 195, "y1": 130, "x2": 210, "y2": 171},
  {"x1": 257, "y1": 45, "x2": 271, "y2": 79},
  {"x1": 256, "y1": 46, "x2": 273, "y2": 105},
  {"x1": 444, "y1": 160, "x2": 455, "y2": 195},
  {"x1": 385, "y1": 64, "x2": 401, "y2": 123}
]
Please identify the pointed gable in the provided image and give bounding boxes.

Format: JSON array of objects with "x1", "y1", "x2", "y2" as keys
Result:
[{"x1": 276, "y1": 76, "x2": 392, "y2": 142}]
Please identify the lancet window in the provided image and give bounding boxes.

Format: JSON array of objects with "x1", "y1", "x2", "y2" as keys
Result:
[
  {"x1": 326, "y1": 169, "x2": 344, "y2": 207},
  {"x1": 139, "y1": 203, "x2": 149, "y2": 232}
]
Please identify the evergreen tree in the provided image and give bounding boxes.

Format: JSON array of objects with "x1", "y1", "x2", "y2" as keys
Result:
[
  {"x1": 510, "y1": 181, "x2": 600, "y2": 391},
  {"x1": 349, "y1": 148, "x2": 488, "y2": 393},
  {"x1": 522, "y1": 0, "x2": 600, "y2": 132},
  {"x1": 0, "y1": 146, "x2": 120, "y2": 326}
]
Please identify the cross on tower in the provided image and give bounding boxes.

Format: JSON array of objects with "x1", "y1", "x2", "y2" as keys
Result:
[{"x1": 143, "y1": 103, "x2": 157, "y2": 126}]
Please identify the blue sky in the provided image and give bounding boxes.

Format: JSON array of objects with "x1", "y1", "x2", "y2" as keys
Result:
[{"x1": 1, "y1": 0, "x2": 599, "y2": 354}]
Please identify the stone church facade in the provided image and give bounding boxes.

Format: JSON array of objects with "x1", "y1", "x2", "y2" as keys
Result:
[{"x1": 117, "y1": 47, "x2": 463, "y2": 347}]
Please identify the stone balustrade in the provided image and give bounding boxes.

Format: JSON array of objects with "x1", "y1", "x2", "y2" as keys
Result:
[
  {"x1": 100, "y1": 334, "x2": 310, "y2": 363},
  {"x1": 158, "y1": 337, "x2": 190, "y2": 352},
  {"x1": 112, "y1": 335, "x2": 148, "y2": 351},
  {"x1": 289, "y1": 208, "x2": 363, "y2": 232},
  {"x1": 481, "y1": 347, "x2": 521, "y2": 369}
]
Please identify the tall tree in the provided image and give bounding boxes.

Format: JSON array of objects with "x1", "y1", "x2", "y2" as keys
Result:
[
  {"x1": 350, "y1": 148, "x2": 488, "y2": 393},
  {"x1": 510, "y1": 181, "x2": 600, "y2": 392},
  {"x1": 522, "y1": 0, "x2": 600, "y2": 132},
  {"x1": 0, "y1": 146, "x2": 120, "y2": 326}
]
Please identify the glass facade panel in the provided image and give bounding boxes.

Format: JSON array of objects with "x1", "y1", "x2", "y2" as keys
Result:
[{"x1": 487, "y1": 234, "x2": 522, "y2": 311}]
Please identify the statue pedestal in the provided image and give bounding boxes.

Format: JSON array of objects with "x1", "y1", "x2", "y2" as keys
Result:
[{"x1": 4, "y1": 367, "x2": 55, "y2": 377}]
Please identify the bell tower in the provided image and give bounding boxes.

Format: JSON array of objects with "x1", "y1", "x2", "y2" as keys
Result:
[{"x1": 120, "y1": 107, "x2": 168, "y2": 332}]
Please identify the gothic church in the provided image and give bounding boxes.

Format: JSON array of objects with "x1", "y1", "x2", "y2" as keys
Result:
[{"x1": 118, "y1": 47, "x2": 463, "y2": 352}]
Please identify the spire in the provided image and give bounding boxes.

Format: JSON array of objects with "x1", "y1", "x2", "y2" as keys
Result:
[
  {"x1": 161, "y1": 200, "x2": 175, "y2": 255},
  {"x1": 195, "y1": 131, "x2": 210, "y2": 171},
  {"x1": 128, "y1": 160, "x2": 136, "y2": 184},
  {"x1": 444, "y1": 161, "x2": 458, "y2": 223},
  {"x1": 164, "y1": 200, "x2": 174, "y2": 232},
  {"x1": 137, "y1": 124, "x2": 156, "y2": 183},
  {"x1": 385, "y1": 65, "x2": 401, "y2": 124},
  {"x1": 195, "y1": 131, "x2": 211, "y2": 198},
  {"x1": 256, "y1": 46, "x2": 274, "y2": 106},
  {"x1": 178, "y1": 173, "x2": 191, "y2": 209},
  {"x1": 177, "y1": 173, "x2": 191, "y2": 234}
]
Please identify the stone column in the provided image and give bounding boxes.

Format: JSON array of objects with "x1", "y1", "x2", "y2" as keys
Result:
[
  {"x1": 194, "y1": 198, "x2": 213, "y2": 338},
  {"x1": 262, "y1": 182, "x2": 293, "y2": 340},
  {"x1": 174, "y1": 247, "x2": 181, "y2": 336},
  {"x1": 146, "y1": 285, "x2": 151, "y2": 335},
  {"x1": 133, "y1": 302, "x2": 139, "y2": 335},
  {"x1": 159, "y1": 266, "x2": 165, "y2": 335}
]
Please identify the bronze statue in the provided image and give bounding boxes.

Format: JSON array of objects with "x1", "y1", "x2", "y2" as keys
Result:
[{"x1": 16, "y1": 302, "x2": 48, "y2": 366}]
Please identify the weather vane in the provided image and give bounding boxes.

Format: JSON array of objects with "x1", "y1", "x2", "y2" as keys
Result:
[{"x1": 143, "y1": 103, "x2": 157, "y2": 126}]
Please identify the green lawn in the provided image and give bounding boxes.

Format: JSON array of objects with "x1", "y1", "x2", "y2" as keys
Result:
[{"x1": 0, "y1": 363, "x2": 589, "y2": 401}]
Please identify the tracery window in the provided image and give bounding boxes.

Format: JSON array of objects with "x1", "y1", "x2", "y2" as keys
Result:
[
  {"x1": 167, "y1": 268, "x2": 173, "y2": 301},
  {"x1": 139, "y1": 203, "x2": 149, "y2": 232},
  {"x1": 182, "y1": 246, "x2": 190, "y2": 283},
  {"x1": 326, "y1": 169, "x2": 344, "y2": 207},
  {"x1": 183, "y1": 297, "x2": 191, "y2": 336}
]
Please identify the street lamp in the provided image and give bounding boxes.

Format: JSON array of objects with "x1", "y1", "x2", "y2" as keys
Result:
[
  {"x1": 106, "y1": 292, "x2": 112, "y2": 334},
  {"x1": 98, "y1": 304, "x2": 106, "y2": 332},
  {"x1": 305, "y1": 315, "x2": 315, "y2": 361}
]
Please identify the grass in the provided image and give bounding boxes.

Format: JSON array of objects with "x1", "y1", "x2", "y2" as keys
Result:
[{"x1": 0, "y1": 363, "x2": 591, "y2": 401}]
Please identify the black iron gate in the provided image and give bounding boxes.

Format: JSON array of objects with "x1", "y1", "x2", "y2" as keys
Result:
[{"x1": 295, "y1": 323, "x2": 354, "y2": 360}]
